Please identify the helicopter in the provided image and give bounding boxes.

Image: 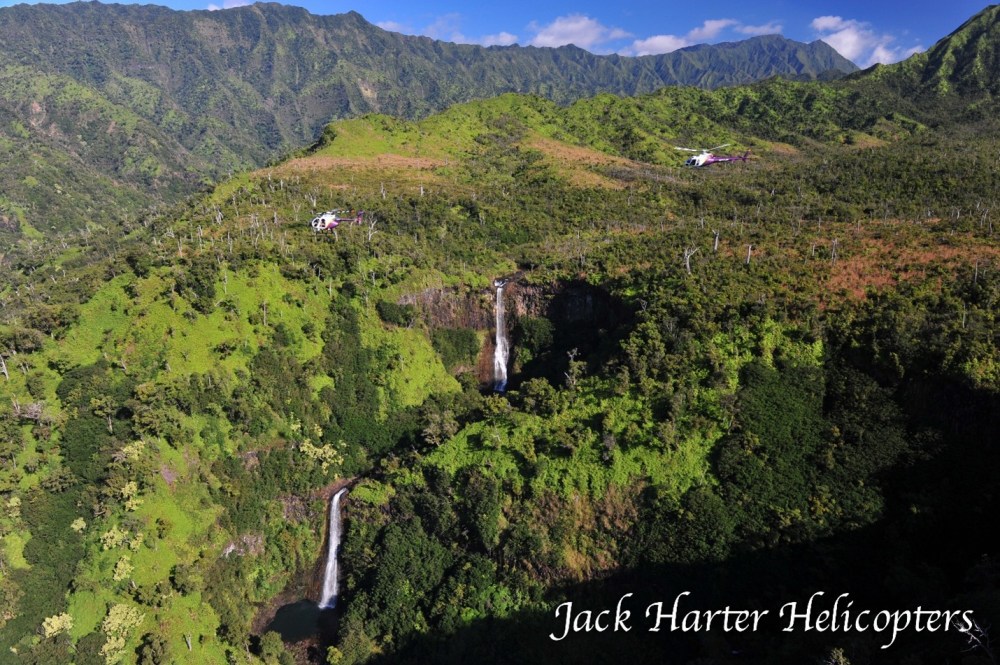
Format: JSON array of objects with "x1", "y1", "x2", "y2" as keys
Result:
[
  {"x1": 310, "y1": 209, "x2": 365, "y2": 231},
  {"x1": 675, "y1": 144, "x2": 750, "y2": 167}
]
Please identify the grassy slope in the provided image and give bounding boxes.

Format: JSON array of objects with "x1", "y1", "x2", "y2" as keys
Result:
[{"x1": 0, "y1": 236, "x2": 458, "y2": 658}]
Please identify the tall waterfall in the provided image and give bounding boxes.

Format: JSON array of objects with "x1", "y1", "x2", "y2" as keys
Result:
[
  {"x1": 493, "y1": 280, "x2": 509, "y2": 391},
  {"x1": 318, "y1": 488, "x2": 348, "y2": 610}
]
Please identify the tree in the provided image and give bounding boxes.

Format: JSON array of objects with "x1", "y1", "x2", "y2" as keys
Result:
[
  {"x1": 170, "y1": 563, "x2": 201, "y2": 595},
  {"x1": 329, "y1": 616, "x2": 377, "y2": 665},
  {"x1": 683, "y1": 247, "x2": 699, "y2": 275},
  {"x1": 259, "y1": 631, "x2": 294, "y2": 665},
  {"x1": 136, "y1": 632, "x2": 170, "y2": 665},
  {"x1": 421, "y1": 406, "x2": 458, "y2": 447},
  {"x1": 41, "y1": 613, "x2": 73, "y2": 638},
  {"x1": 665, "y1": 486, "x2": 736, "y2": 564},
  {"x1": 463, "y1": 470, "x2": 503, "y2": 551},
  {"x1": 100, "y1": 604, "x2": 145, "y2": 663},
  {"x1": 90, "y1": 396, "x2": 116, "y2": 434}
]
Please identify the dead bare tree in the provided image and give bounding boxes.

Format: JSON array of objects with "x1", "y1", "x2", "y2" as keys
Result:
[
  {"x1": 683, "y1": 247, "x2": 699, "y2": 275},
  {"x1": 959, "y1": 618, "x2": 996, "y2": 664},
  {"x1": 11, "y1": 398, "x2": 46, "y2": 423}
]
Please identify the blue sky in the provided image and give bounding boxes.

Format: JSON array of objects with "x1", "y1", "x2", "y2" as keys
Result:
[{"x1": 0, "y1": 1, "x2": 988, "y2": 67}]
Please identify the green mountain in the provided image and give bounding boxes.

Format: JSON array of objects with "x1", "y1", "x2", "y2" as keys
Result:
[
  {"x1": 2, "y1": 5, "x2": 1000, "y2": 665},
  {"x1": 849, "y1": 4, "x2": 1000, "y2": 117},
  {"x1": 2, "y1": 19, "x2": 1000, "y2": 662},
  {"x1": 898, "y1": 3, "x2": 1000, "y2": 95},
  {"x1": 652, "y1": 34, "x2": 856, "y2": 88},
  {"x1": 0, "y1": 2, "x2": 855, "y2": 230}
]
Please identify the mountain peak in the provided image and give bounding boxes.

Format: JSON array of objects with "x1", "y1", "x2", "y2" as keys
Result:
[
  {"x1": 882, "y1": 4, "x2": 1000, "y2": 96},
  {"x1": 923, "y1": 4, "x2": 1000, "y2": 93}
]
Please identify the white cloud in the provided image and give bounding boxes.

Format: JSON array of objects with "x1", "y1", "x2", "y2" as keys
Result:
[
  {"x1": 422, "y1": 13, "x2": 467, "y2": 43},
  {"x1": 736, "y1": 22, "x2": 784, "y2": 36},
  {"x1": 377, "y1": 15, "x2": 516, "y2": 47},
  {"x1": 687, "y1": 19, "x2": 739, "y2": 42},
  {"x1": 811, "y1": 15, "x2": 851, "y2": 33},
  {"x1": 629, "y1": 34, "x2": 690, "y2": 55},
  {"x1": 480, "y1": 32, "x2": 519, "y2": 47},
  {"x1": 810, "y1": 15, "x2": 922, "y2": 67},
  {"x1": 622, "y1": 18, "x2": 743, "y2": 56},
  {"x1": 377, "y1": 20, "x2": 413, "y2": 34},
  {"x1": 528, "y1": 14, "x2": 632, "y2": 49},
  {"x1": 207, "y1": 0, "x2": 249, "y2": 10},
  {"x1": 375, "y1": 12, "x2": 791, "y2": 57}
]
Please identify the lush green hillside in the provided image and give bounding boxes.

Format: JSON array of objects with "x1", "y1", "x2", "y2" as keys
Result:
[
  {"x1": 3, "y1": 76, "x2": 1000, "y2": 665},
  {"x1": 0, "y1": 2, "x2": 855, "y2": 232},
  {"x1": 860, "y1": 4, "x2": 1000, "y2": 101},
  {"x1": 2, "y1": 6, "x2": 1000, "y2": 665},
  {"x1": 0, "y1": 63, "x2": 207, "y2": 234}
]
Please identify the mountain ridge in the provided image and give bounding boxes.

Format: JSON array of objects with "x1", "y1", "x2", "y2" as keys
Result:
[
  {"x1": 0, "y1": 1, "x2": 857, "y2": 230},
  {"x1": 910, "y1": 3, "x2": 1000, "y2": 96},
  {"x1": 848, "y1": 4, "x2": 1000, "y2": 107},
  {"x1": 6, "y1": 2, "x2": 1000, "y2": 237}
]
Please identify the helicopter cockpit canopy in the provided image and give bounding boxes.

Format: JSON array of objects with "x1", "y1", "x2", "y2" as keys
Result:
[
  {"x1": 310, "y1": 213, "x2": 338, "y2": 231},
  {"x1": 310, "y1": 209, "x2": 364, "y2": 231}
]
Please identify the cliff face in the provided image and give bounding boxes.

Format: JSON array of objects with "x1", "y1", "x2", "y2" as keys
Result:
[
  {"x1": 398, "y1": 278, "x2": 629, "y2": 388},
  {"x1": 400, "y1": 279, "x2": 623, "y2": 333},
  {"x1": 506, "y1": 280, "x2": 626, "y2": 329},
  {"x1": 399, "y1": 287, "x2": 494, "y2": 330}
]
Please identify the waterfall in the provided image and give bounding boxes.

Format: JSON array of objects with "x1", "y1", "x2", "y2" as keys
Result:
[
  {"x1": 318, "y1": 488, "x2": 348, "y2": 610},
  {"x1": 493, "y1": 280, "x2": 509, "y2": 391}
]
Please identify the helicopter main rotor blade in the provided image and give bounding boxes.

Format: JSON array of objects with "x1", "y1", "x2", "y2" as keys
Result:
[
  {"x1": 708, "y1": 143, "x2": 730, "y2": 152},
  {"x1": 674, "y1": 146, "x2": 700, "y2": 152}
]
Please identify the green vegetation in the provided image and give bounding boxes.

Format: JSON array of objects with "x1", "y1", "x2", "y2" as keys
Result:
[
  {"x1": 1, "y1": 5, "x2": 1000, "y2": 665},
  {"x1": 0, "y1": 2, "x2": 856, "y2": 235}
]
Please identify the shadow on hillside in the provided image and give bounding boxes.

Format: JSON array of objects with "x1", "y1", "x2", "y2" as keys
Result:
[
  {"x1": 348, "y1": 372, "x2": 1000, "y2": 664},
  {"x1": 510, "y1": 279, "x2": 634, "y2": 389},
  {"x1": 356, "y1": 520, "x2": 998, "y2": 664}
]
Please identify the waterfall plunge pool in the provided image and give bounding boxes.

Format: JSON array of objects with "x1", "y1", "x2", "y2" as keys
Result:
[{"x1": 259, "y1": 487, "x2": 349, "y2": 648}]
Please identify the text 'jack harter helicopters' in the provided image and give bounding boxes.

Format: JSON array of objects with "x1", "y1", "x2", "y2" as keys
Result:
[{"x1": 675, "y1": 144, "x2": 751, "y2": 167}]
